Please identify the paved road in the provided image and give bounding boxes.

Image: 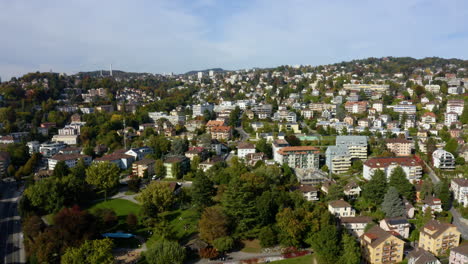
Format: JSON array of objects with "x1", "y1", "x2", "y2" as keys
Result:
[
  {"x1": 0, "y1": 180, "x2": 25, "y2": 264},
  {"x1": 423, "y1": 161, "x2": 468, "y2": 239},
  {"x1": 235, "y1": 127, "x2": 249, "y2": 141}
]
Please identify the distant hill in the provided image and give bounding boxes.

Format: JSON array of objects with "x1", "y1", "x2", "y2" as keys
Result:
[{"x1": 184, "y1": 68, "x2": 226, "y2": 75}]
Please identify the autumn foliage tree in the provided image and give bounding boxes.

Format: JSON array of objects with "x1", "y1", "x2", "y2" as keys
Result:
[{"x1": 198, "y1": 206, "x2": 229, "y2": 244}]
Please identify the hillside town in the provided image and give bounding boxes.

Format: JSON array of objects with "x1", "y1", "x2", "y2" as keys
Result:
[{"x1": 0, "y1": 57, "x2": 468, "y2": 264}]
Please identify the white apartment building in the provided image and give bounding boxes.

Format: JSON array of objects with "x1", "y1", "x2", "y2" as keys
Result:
[
  {"x1": 336, "y1": 135, "x2": 368, "y2": 160},
  {"x1": 340, "y1": 216, "x2": 373, "y2": 237},
  {"x1": 450, "y1": 179, "x2": 468, "y2": 207},
  {"x1": 446, "y1": 99, "x2": 464, "y2": 115},
  {"x1": 237, "y1": 142, "x2": 256, "y2": 159},
  {"x1": 432, "y1": 149, "x2": 455, "y2": 170},
  {"x1": 48, "y1": 153, "x2": 92, "y2": 170},
  {"x1": 363, "y1": 157, "x2": 423, "y2": 182},
  {"x1": 272, "y1": 139, "x2": 290, "y2": 164},
  {"x1": 276, "y1": 146, "x2": 320, "y2": 170},
  {"x1": 325, "y1": 145, "x2": 351, "y2": 174}
]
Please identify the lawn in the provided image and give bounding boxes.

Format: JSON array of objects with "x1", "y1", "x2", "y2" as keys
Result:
[
  {"x1": 274, "y1": 254, "x2": 315, "y2": 264},
  {"x1": 89, "y1": 198, "x2": 141, "y2": 217},
  {"x1": 240, "y1": 239, "x2": 262, "y2": 253},
  {"x1": 146, "y1": 207, "x2": 200, "y2": 247}
]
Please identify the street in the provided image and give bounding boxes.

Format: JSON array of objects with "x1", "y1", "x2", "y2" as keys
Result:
[{"x1": 0, "y1": 180, "x2": 25, "y2": 264}]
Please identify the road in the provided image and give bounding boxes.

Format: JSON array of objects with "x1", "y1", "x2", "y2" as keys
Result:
[
  {"x1": 0, "y1": 179, "x2": 25, "y2": 264},
  {"x1": 235, "y1": 127, "x2": 249, "y2": 141},
  {"x1": 423, "y1": 161, "x2": 468, "y2": 239}
]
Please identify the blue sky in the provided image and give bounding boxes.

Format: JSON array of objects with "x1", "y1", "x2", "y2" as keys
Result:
[{"x1": 1, "y1": 0, "x2": 467, "y2": 80}]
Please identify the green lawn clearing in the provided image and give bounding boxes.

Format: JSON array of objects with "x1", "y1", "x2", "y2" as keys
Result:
[
  {"x1": 274, "y1": 254, "x2": 314, "y2": 264},
  {"x1": 240, "y1": 239, "x2": 262, "y2": 253},
  {"x1": 89, "y1": 198, "x2": 141, "y2": 217}
]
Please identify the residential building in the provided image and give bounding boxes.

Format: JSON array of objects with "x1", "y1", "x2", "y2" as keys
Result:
[
  {"x1": 363, "y1": 157, "x2": 423, "y2": 182},
  {"x1": 379, "y1": 217, "x2": 410, "y2": 239},
  {"x1": 51, "y1": 134, "x2": 78, "y2": 145},
  {"x1": 407, "y1": 248, "x2": 440, "y2": 264},
  {"x1": 422, "y1": 196, "x2": 443, "y2": 214},
  {"x1": 419, "y1": 220, "x2": 460, "y2": 256},
  {"x1": 344, "y1": 181, "x2": 361, "y2": 197},
  {"x1": 95, "y1": 152, "x2": 134, "y2": 170},
  {"x1": 192, "y1": 103, "x2": 214, "y2": 117},
  {"x1": 0, "y1": 152, "x2": 11, "y2": 177},
  {"x1": 237, "y1": 142, "x2": 256, "y2": 159},
  {"x1": 425, "y1": 84, "x2": 440, "y2": 94},
  {"x1": 27, "y1": 141, "x2": 40, "y2": 154},
  {"x1": 421, "y1": 112, "x2": 437, "y2": 125},
  {"x1": 432, "y1": 149, "x2": 455, "y2": 170},
  {"x1": 328, "y1": 200, "x2": 355, "y2": 218},
  {"x1": 445, "y1": 112, "x2": 459, "y2": 126},
  {"x1": 210, "y1": 126, "x2": 232, "y2": 140},
  {"x1": 125, "y1": 147, "x2": 153, "y2": 161},
  {"x1": 245, "y1": 152, "x2": 267, "y2": 166},
  {"x1": 340, "y1": 216, "x2": 373, "y2": 238},
  {"x1": 449, "y1": 244, "x2": 468, "y2": 264},
  {"x1": 294, "y1": 168, "x2": 328, "y2": 185},
  {"x1": 360, "y1": 225, "x2": 405, "y2": 264},
  {"x1": 393, "y1": 102, "x2": 417, "y2": 114},
  {"x1": 450, "y1": 178, "x2": 468, "y2": 207},
  {"x1": 163, "y1": 156, "x2": 189, "y2": 178},
  {"x1": 325, "y1": 145, "x2": 352, "y2": 174},
  {"x1": 39, "y1": 142, "x2": 67, "y2": 158},
  {"x1": 48, "y1": 153, "x2": 91, "y2": 170},
  {"x1": 296, "y1": 185, "x2": 319, "y2": 201},
  {"x1": 276, "y1": 146, "x2": 320, "y2": 170},
  {"x1": 446, "y1": 100, "x2": 464, "y2": 115},
  {"x1": 385, "y1": 138, "x2": 413, "y2": 156},
  {"x1": 343, "y1": 84, "x2": 390, "y2": 93},
  {"x1": 185, "y1": 147, "x2": 207, "y2": 161},
  {"x1": 336, "y1": 135, "x2": 368, "y2": 160},
  {"x1": 345, "y1": 101, "x2": 368, "y2": 114},
  {"x1": 132, "y1": 158, "x2": 155, "y2": 178},
  {"x1": 273, "y1": 110, "x2": 297, "y2": 122}
]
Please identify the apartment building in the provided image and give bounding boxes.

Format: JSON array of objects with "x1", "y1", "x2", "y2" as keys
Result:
[
  {"x1": 449, "y1": 244, "x2": 468, "y2": 264},
  {"x1": 48, "y1": 153, "x2": 92, "y2": 171},
  {"x1": 336, "y1": 135, "x2": 368, "y2": 160},
  {"x1": 325, "y1": 145, "x2": 352, "y2": 174},
  {"x1": 328, "y1": 200, "x2": 355, "y2": 218},
  {"x1": 345, "y1": 101, "x2": 368, "y2": 114},
  {"x1": 450, "y1": 178, "x2": 468, "y2": 207},
  {"x1": 419, "y1": 220, "x2": 460, "y2": 256},
  {"x1": 360, "y1": 225, "x2": 405, "y2": 264},
  {"x1": 363, "y1": 157, "x2": 422, "y2": 182},
  {"x1": 343, "y1": 84, "x2": 390, "y2": 93},
  {"x1": 132, "y1": 158, "x2": 155, "y2": 178},
  {"x1": 385, "y1": 138, "x2": 413, "y2": 156},
  {"x1": 276, "y1": 146, "x2": 320, "y2": 170},
  {"x1": 407, "y1": 248, "x2": 440, "y2": 264},
  {"x1": 446, "y1": 100, "x2": 464, "y2": 115},
  {"x1": 273, "y1": 110, "x2": 297, "y2": 122},
  {"x1": 0, "y1": 152, "x2": 10, "y2": 177},
  {"x1": 421, "y1": 112, "x2": 437, "y2": 125},
  {"x1": 237, "y1": 142, "x2": 256, "y2": 159},
  {"x1": 340, "y1": 216, "x2": 373, "y2": 237},
  {"x1": 392, "y1": 103, "x2": 417, "y2": 114},
  {"x1": 192, "y1": 103, "x2": 214, "y2": 117},
  {"x1": 210, "y1": 126, "x2": 232, "y2": 140},
  {"x1": 432, "y1": 149, "x2": 455, "y2": 170},
  {"x1": 379, "y1": 217, "x2": 410, "y2": 239},
  {"x1": 296, "y1": 185, "x2": 319, "y2": 201}
]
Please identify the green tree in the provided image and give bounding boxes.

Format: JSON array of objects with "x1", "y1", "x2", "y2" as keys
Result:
[
  {"x1": 310, "y1": 224, "x2": 341, "y2": 264},
  {"x1": 145, "y1": 239, "x2": 186, "y2": 264},
  {"x1": 460, "y1": 104, "x2": 468, "y2": 124},
  {"x1": 339, "y1": 233, "x2": 361, "y2": 264},
  {"x1": 61, "y1": 238, "x2": 114, "y2": 264},
  {"x1": 221, "y1": 177, "x2": 258, "y2": 237},
  {"x1": 419, "y1": 181, "x2": 433, "y2": 201},
  {"x1": 444, "y1": 138, "x2": 458, "y2": 155},
  {"x1": 52, "y1": 161, "x2": 70, "y2": 178},
  {"x1": 24, "y1": 178, "x2": 64, "y2": 213},
  {"x1": 276, "y1": 208, "x2": 306, "y2": 247},
  {"x1": 171, "y1": 162, "x2": 182, "y2": 179},
  {"x1": 435, "y1": 179, "x2": 451, "y2": 211},
  {"x1": 191, "y1": 170, "x2": 215, "y2": 209},
  {"x1": 70, "y1": 159, "x2": 87, "y2": 179},
  {"x1": 382, "y1": 187, "x2": 405, "y2": 218},
  {"x1": 85, "y1": 162, "x2": 120, "y2": 201},
  {"x1": 154, "y1": 159, "x2": 166, "y2": 178},
  {"x1": 171, "y1": 138, "x2": 188, "y2": 155},
  {"x1": 327, "y1": 184, "x2": 344, "y2": 201},
  {"x1": 362, "y1": 170, "x2": 387, "y2": 205},
  {"x1": 140, "y1": 181, "x2": 174, "y2": 218},
  {"x1": 198, "y1": 206, "x2": 229, "y2": 244},
  {"x1": 255, "y1": 138, "x2": 273, "y2": 158},
  {"x1": 213, "y1": 236, "x2": 234, "y2": 253},
  {"x1": 388, "y1": 166, "x2": 415, "y2": 201},
  {"x1": 259, "y1": 226, "x2": 277, "y2": 248}
]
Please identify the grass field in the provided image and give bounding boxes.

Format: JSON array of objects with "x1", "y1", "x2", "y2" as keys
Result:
[
  {"x1": 240, "y1": 239, "x2": 262, "y2": 253},
  {"x1": 89, "y1": 198, "x2": 141, "y2": 217},
  {"x1": 274, "y1": 254, "x2": 314, "y2": 264},
  {"x1": 146, "y1": 207, "x2": 200, "y2": 247}
]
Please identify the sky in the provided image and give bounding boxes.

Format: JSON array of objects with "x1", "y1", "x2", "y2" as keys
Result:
[{"x1": 1, "y1": 0, "x2": 468, "y2": 80}]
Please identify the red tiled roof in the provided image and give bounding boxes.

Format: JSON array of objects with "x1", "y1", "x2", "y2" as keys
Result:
[
  {"x1": 278, "y1": 146, "x2": 319, "y2": 155},
  {"x1": 51, "y1": 153, "x2": 89, "y2": 161},
  {"x1": 364, "y1": 157, "x2": 420, "y2": 168}
]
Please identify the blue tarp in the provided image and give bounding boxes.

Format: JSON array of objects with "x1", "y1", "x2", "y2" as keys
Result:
[{"x1": 102, "y1": 232, "x2": 134, "y2": 238}]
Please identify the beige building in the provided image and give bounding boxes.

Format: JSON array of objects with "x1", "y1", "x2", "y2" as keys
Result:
[
  {"x1": 328, "y1": 200, "x2": 355, "y2": 218},
  {"x1": 340, "y1": 216, "x2": 373, "y2": 237},
  {"x1": 379, "y1": 217, "x2": 410, "y2": 239},
  {"x1": 360, "y1": 225, "x2": 405, "y2": 264},
  {"x1": 132, "y1": 158, "x2": 155, "y2": 178},
  {"x1": 419, "y1": 220, "x2": 460, "y2": 256},
  {"x1": 276, "y1": 146, "x2": 320, "y2": 170},
  {"x1": 385, "y1": 138, "x2": 413, "y2": 156},
  {"x1": 210, "y1": 126, "x2": 232, "y2": 140}
]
